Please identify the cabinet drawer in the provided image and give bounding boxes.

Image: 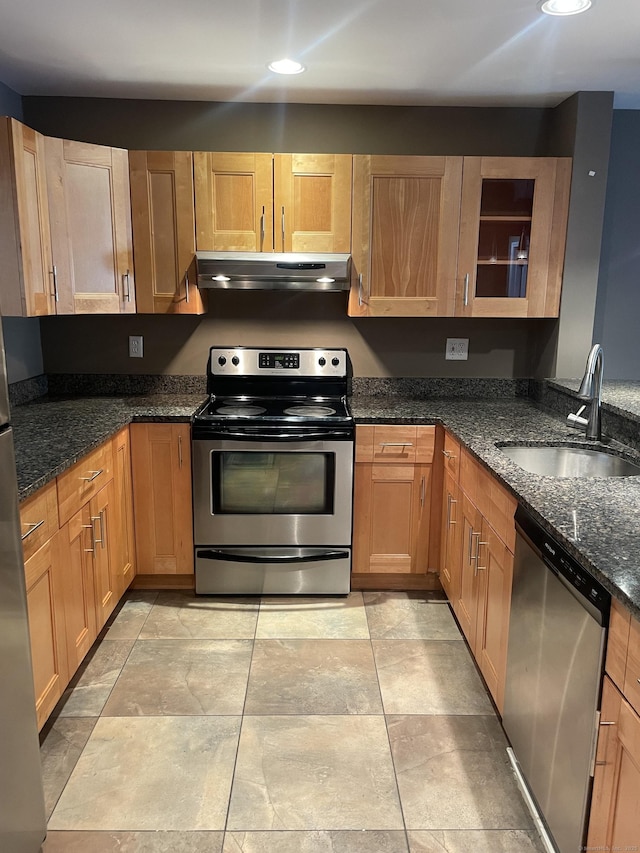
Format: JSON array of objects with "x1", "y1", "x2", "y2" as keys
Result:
[
  {"x1": 624, "y1": 611, "x2": 640, "y2": 715},
  {"x1": 442, "y1": 431, "x2": 461, "y2": 479},
  {"x1": 356, "y1": 425, "x2": 418, "y2": 463},
  {"x1": 57, "y1": 440, "x2": 114, "y2": 526},
  {"x1": 19, "y1": 480, "x2": 59, "y2": 562}
]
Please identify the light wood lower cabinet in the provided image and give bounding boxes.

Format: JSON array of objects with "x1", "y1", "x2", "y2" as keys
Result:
[
  {"x1": 588, "y1": 598, "x2": 640, "y2": 847},
  {"x1": 19, "y1": 428, "x2": 137, "y2": 730},
  {"x1": 131, "y1": 423, "x2": 194, "y2": 577},
  {"x1": 588, "y1": 676, "x2": 640, "y2": 848},
  {"x1": 441, "y1": 435, "x2": 516, "y2": 713},
  {"x1": 112, "y1": 426, "x2": 136, "y2": 597},
  {"x1": 24, "y1": 533, "x2": 68, "y2": 730},
  {"x1": 353, "y1": 425, "x2": 434, "y2": 583},
  {"x1": 59, "y1": 504, "x2": 98, "y2": 674}
]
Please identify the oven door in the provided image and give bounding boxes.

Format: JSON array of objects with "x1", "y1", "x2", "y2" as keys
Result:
[{"x1": 192, "y1": 435, "x2": 353, "y2": 547}]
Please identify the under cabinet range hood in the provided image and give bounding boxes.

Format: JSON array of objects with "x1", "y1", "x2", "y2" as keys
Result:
[{"x1": 196, "y1": 252, "x2": 351, "y2": 292}]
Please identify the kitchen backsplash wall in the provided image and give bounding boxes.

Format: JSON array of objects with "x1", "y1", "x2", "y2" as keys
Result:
[{"x1": 39, "y1": 295, "x2": 558, "y2": 378}]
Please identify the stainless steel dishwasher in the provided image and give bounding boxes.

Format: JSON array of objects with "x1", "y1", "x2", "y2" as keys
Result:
[{"x1": 503, "y1": 505, "x2": 610, "y2": 853}]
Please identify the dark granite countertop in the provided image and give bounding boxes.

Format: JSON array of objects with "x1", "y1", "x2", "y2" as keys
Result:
[
  {"x1": 352, "y1": 393, "x2": 640, "y2": 620},
  {"x1": 11, "y1": 394, "x2": 203, "y2": 501},
  {"x1": 11, "y1": 388, "x2": 640, "y2": 620}
]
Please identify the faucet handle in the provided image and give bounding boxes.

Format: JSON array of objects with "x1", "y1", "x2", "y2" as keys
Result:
[{"x1": 567, "y1": 404, "x2": 588, "y2": 427}]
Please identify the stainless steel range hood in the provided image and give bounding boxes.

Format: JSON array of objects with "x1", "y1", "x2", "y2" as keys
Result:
[{"x1": 196, "y1": 252, "x2": 351, "y2": 291}]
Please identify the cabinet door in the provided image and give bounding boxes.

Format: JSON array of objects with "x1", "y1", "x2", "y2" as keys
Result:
[
  {"x1": 474, "y1": 519, "x2": 514, "y2": 712},
  {"x1": 457, "y1": 157, "x2": 571, "y2": 318},
  {"x1": 453, "y1": 492, "x2": 483, "y2": 647},
  {"x1": 349, "y1": 155, "x2": 462, "y2": 317},
  {"x1": 194, "y1": 152, "x2": 273, "y2": 252},
  {"x1": 588, "y1": 677, "x2": 640, "y2": 850},
  {"x1": 131, "y1": 423, "x2": 194, "y2": 576},
  {"x1": 439, "y1": 468, "x2": 461, "y2": 602},
  {"x1": 130, "y1": 150, "x2": 205, "y2": 314},
  {"x1": 0, "y1": 117, "x2": 54, "y2": 317},
  {"x1": 353, "y1": 461, "x2": 429, "y2": 574},
  {"x1": 91, "y1": 480, "x2": 118, "y2": 631},
  {"x1": 45, "y1": 137, "x2": 135, "y2": 314},
  {"x1": 273, "y1": 153, "x2": 352, "y2": 253},
  {"x1": 112, "y1": 427, "x2": 136, "y2": 598},
  {"x1": 59, "y1": 505, "x2": 97, "y2": 673},
  {"x1": 24, "y1": 533, "x2": 68, "y2": 730}
]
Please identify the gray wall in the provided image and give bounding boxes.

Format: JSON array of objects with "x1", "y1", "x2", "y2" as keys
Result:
[
  {"x1": 0, "y1": 82, "x2": 45, "y2": 383},
  {"x1": 23, "y1": 95, "x2": 585, "y2": 380},
  {"x1": 593, "y1": 111, "x2": 640, "y2": 380}
]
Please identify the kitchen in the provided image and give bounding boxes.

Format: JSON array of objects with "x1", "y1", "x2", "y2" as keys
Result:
[{"x1": 2, "y1": 2, "x2": 640, "y2": 851}]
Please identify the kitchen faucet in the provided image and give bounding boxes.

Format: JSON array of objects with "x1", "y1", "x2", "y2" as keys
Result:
[{"x1": 567, "y1": 343, "x2": 604, "y2": 440}]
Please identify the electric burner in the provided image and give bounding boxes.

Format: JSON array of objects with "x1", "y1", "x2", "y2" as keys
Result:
[
  {"x1": 283, "y1": 405, "x2": 336, "y2": 417},
  {"x1": 215, "y1": 405, "x2": 267, "y2": 416}
]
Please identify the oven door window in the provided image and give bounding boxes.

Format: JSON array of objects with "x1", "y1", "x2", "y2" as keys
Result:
[{"x1": 212, "y1": 451, "x2": 335, "y2": 514}]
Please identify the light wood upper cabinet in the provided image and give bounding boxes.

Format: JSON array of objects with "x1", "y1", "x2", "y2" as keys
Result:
[
  {"x1": 0, "y1": 117, "x2": 55, "y2": 317},
  {"x1": 194, "y1": 152, "x2": 274, "y2": 252},
  {"x1": 130, "y1": 150, "x2": 205, "y2": 314},
  {"x1": 131, "y1": 423, "x2": 194, "y2": 576},
  {"x1": 273, "y1": 154, "x2": 352, "y2": 253},
  {"x1": 45, "y1": 137, "x2": 135, "y2": 314},
  {"x1": 349, "y1": 155, "x2": 463, "y2": 317},
  {"x1": 457, "y1": 157, "x2": 571, "y2": 318},
  {"x1": 194, "y1": 152, "x2": 352, "y2": 254}
]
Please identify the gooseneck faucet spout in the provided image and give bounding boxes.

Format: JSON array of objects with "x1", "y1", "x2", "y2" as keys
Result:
[{"x1": 567, "y1": 344, "x2": 604, "y2": 440}]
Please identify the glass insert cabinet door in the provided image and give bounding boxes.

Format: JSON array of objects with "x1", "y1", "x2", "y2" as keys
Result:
[{"x1": 457, "y1": 157, "x2": 572, "y2": 318}]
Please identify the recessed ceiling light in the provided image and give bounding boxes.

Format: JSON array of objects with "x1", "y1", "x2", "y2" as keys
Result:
[
  {"x1": 539, "y1": 0, "x2": 592, "y2": 15},
  {"x1": 268, "y1": 59, "x2": 306, "y2": 75}
]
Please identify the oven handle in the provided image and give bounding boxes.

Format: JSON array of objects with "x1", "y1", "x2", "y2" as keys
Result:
[
  {"x1": 197, "y1": 548, "x2": 350, "y2": 564},
  {"x1": 203, "y1": 430, "x2": 353, "y2": 441}
]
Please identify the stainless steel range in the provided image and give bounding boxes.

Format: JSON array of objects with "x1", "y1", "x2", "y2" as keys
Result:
[{"x1": 192, "y1": 347, "x2": 354, "y2": 595}]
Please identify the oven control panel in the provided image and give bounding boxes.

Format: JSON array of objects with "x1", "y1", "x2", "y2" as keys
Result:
[{"x1": 209, "y1": 348, "x2": 349, "y2": 377}]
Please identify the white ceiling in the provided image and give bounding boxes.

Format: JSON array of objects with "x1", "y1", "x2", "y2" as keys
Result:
[{"x1": 0, "y1": 0, "x2": 638, "y2": 108}]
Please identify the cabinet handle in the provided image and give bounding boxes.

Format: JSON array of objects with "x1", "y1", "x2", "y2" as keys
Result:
[
  {"x1": 260, "y1": 205, "x2": 265, "y2": 250},
  {"x1": 178, "y1": 434, "x2": 183, "y2": 469},
  {"x1": 122, "y1": 270, "x2": 132, "y2": 302},
  {"x1": 463, "y1": 273, "x2": 469, "y2": 307},
  {"x1": 83, "y1": 523, "x2": 95, "y2": 553},
  {"x1": 91, "y1": 515, "x2": 102, "y2": 547},
  {"x1": 467, "y1": 527, "x2": 475, "y2": 564},
  {"x1": 80, "y1": 469, "x2": 103, "y2": 482},
  {"x1": 420, "y1": 476, "x2": 426, "y2": 508},
  {"x1": 21, "y1": 519, "x2": 45, "y2": 540},
  {"x1": 442, "y1": 449, "x2": 456, "y2": 459},
  {"x1": 358, "y1": 273, "x2": 364, "y2": 307},
  {"x1": 281, "y1": 206, "x2": 286, "y2": 251},
  {"x1": 99, "y1": 510, "x2": 106, "y2": 550},
  {"x1": 379, "y1": 442, "x2": 414, "y2": 448},
  {"x1": 594, "y1": 720, "x2": 616, "y2": 768},
  {"x1": 50, "y1": 266, "x2": 59, "y2": 303},
  {"x1": 446, "y1": 494, "x2": 457, "y2": 528},
  {"x1": 476, "y1": 539, "x2": 488, "y2": 573},
  {"x1": 185, "y1": 271, "x2": 190, "y2": 304},
  {"x1": 471, "y1": 532, "x2": 482, "y2": 575}
]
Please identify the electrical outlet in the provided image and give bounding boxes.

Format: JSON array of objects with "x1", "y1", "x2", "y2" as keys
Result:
[
  {"x1": 445, "y1": 338, "x2": 469, "y2": 360},
  {"x1": 129, "y1": 335, "x2": 143, "y2": 358}
]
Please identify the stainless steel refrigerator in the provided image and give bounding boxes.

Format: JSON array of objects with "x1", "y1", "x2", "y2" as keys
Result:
[{"x1": 0, "y1": 318, "x2": 47, "y2": 852}]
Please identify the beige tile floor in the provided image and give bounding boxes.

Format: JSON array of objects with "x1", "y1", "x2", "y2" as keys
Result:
[{"x1": 40, "y1": 590, "x2": 545, "y2": 853}]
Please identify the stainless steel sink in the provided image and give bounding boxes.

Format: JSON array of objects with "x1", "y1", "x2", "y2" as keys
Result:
[{"x1": 497, "y1": 444, "x2": 640, "y2": 478}]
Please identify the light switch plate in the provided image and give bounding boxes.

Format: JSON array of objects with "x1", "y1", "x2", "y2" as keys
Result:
[{"x1": 445, "y1": 338, "x2": 469, "y2": 360}]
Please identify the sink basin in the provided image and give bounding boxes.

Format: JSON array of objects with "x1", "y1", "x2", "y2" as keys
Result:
[{"x1": 497, "y1": 444, "x2": 640, "y2": 478}]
